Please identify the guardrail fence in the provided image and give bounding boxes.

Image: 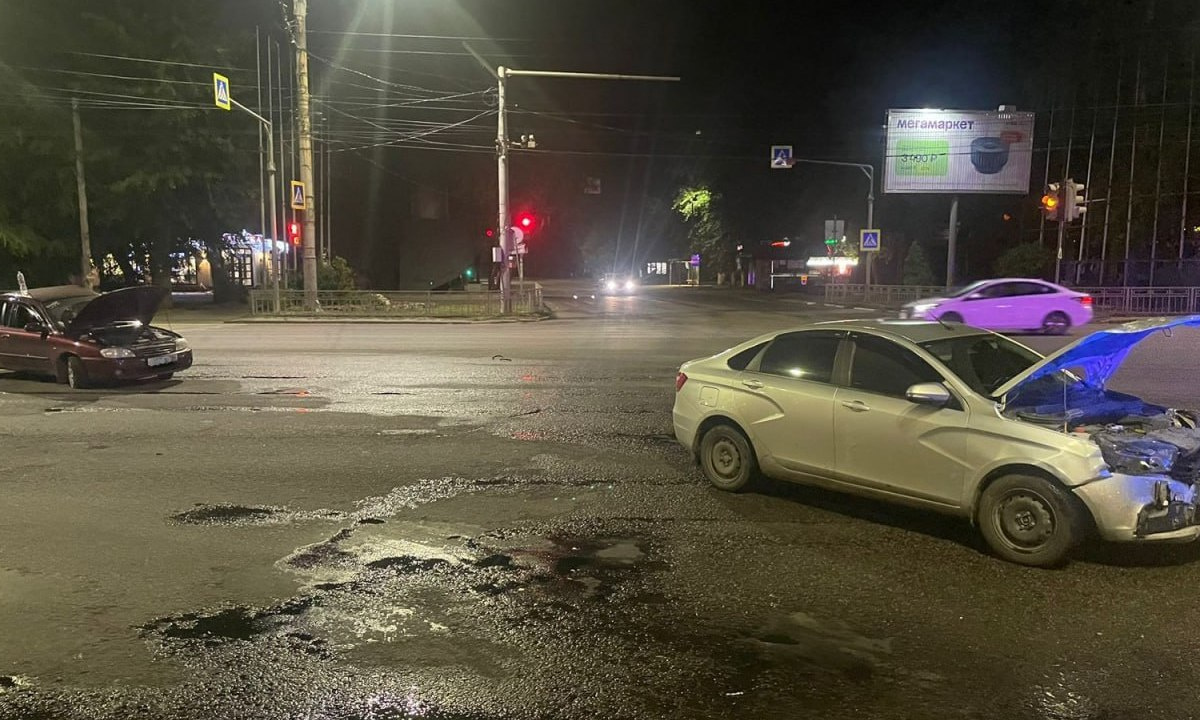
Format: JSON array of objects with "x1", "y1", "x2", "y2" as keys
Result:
[
  {"x1": 249, "y1": 284, "x2": 544, "y2": 318},
  {"x1": 824, "y1": 284, "x2": 1200, "y2": 315}
]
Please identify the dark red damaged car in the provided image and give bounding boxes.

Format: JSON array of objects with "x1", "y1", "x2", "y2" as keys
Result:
[{"x1": 0, "y1": 285, "x2": 192, "y2": 388}]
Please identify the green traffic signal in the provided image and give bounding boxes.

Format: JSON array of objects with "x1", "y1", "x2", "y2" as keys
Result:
[{"x1": 465, "y1": 268, "x2": 475, "y2": 279}]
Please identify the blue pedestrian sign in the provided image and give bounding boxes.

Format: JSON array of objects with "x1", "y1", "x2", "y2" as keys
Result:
[
  {"x1": 860, "y1": 228, "x2": 882, "y2": 252},
  {"x1": 770, "y1": 145, "x2": 793, "y2": 169},
  {"x1": 290, "y1": 181, "x2": 306, "y2": 210},
  {"x1": 213, "y1": 73, "x2": 231, "y2": 111}
]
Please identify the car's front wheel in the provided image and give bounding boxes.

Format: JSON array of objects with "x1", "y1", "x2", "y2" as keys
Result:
[
  {"x1": 65, "y1": 356, "x2": 89, "y2": 390},
  {"x1": 940, "y1": 311, "x2": 963, "y2": 324},
  {"x1": 978, "y1": 474, "x2": 1081, "y2": 567},
  {"x1": 698, "y1": 423, "x2": 758, "y2": 492}
]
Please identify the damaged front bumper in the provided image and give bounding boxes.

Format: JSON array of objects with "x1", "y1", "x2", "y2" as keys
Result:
[{"x1": 1074, "y1": 474, "x2": 1200, "y2": 542}]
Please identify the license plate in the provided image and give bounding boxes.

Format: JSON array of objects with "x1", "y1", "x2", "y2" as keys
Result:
[{"x1": 147, "y1": 354, "x2": 175, "y2": 367}]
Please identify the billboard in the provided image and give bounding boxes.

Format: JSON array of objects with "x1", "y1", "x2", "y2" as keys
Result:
[{"x1": 884, "y1": 109, "x2": 1036, "y2": 194}]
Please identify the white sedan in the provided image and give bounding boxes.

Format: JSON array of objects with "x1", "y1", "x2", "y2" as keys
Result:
[
  {"x1": 900, "y1": 278, "x2": 1093, "y2": 334},
  {"x1": 673, "y1": 317, "x2": 1200, "y2": 566}
]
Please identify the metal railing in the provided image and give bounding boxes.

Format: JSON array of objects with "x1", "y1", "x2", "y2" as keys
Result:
[
  {"x1": 824, "y1": 284, "x2": 944, "y2": 306},
  {"x1": 249, "y1": 284, "x2": 544, "y2": 318},
  {"x1": 825, "y1": 283, "x2": 1200, "y2": 315}
]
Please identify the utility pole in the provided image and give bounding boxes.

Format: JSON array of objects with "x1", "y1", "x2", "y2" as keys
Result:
[
  {"x1": 496, "y1": 66, "x2": 512, "y2": 312},
  {"x1": 292, "y1": 0, "x2": 319, "y2": 308},
  {"x1": 466, "y1": 45, "x2": 680, "y2": 313},
  {"x1": 946, "y1": 196, "x2": 959, "y2": 288},
  {"x1": 71, "y1": 98, "x2": 93, "y2": 289}
]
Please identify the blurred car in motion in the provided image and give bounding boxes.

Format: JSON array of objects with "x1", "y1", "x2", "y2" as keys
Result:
[
  {"x1": 899, "y1": 278, "x2": 1092, "y2": 334},
  {"x1": 598, "y1": 273, "x2": 638, "y2": 296},
  {"x1": 673, "y1": 316, "x2": 1200, "y2": 567},
  {"x1": 0, "y1": 285, "x2": 192, "y2": 388}
]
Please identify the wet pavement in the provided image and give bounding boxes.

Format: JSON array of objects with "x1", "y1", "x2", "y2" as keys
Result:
[{"x1": 3, "y1": 285, "x2": 1200, "y2": 719}]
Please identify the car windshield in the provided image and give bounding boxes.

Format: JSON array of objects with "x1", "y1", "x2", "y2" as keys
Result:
[
  {"x1": 919, "y1": 333, "x2": 1043, "y2": 395},
  {"x1": 942, "y1": 280, "x2": 990, "y2": 298},
  {"x1": 41, "y1": 294, "x2": 95, "y2": 327}
]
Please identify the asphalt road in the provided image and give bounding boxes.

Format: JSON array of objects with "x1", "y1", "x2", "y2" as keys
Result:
[{"x1": 3, "y1": 284, "x2": 1200, "y2": 720}]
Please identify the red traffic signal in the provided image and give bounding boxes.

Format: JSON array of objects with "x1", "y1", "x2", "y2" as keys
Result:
[
  {"x1": 485, "y1": 228, "x2": 496, "y2": 239},
  {"x1": 514, "y1": 211, "x2": 537, "y2": 233},
  {"x1": 288, "y1": 222, "x2": 301, "y2": 245}
]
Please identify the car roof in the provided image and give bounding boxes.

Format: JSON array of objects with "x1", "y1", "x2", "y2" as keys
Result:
[
  {"x1": 3, "y1": 286, "x2": 98, "y2": 303},
  {"x1": 807, "y1": 318, "x2": 991, "y2": 344}
]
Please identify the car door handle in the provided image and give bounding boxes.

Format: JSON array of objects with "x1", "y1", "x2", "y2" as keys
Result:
[
  {"x1": 742, "y1": 379, "x2": 764, "y2": 390},
  {"x1": 841, "y1": 400, "x2": 870, "y2": 412}
]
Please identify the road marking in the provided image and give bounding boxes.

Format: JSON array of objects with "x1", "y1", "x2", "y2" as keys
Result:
[{"x1": 854, "y1": 307, "x2": 873, "y2": 311}]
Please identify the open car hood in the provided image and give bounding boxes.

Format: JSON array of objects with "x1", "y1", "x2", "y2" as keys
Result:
[
  {"x1": 66, "y1": 286, "x2": 169, "y2": 334},
  {"x1": 994, "y1": 315, "x2": 1200, "y2": 403}
]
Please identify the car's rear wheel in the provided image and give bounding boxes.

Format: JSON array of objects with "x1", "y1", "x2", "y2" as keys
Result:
[
  {"x1": 978, "y1": 474, "x2": 1081, "y2": 567},
  {"x1": 156, "y1": 373, "x2": 174, "y2": 381},
  {"x1": 65, "y1": 356, "x2": 89, "y2": 390},
  {"x1": 698, "y1": 423, "x2": 758, "y2": 492},
  {"x1": 1042, "y1": 311, "x2": 1071, "y2": 335},
  {"x1": 940, "y1": 311, "x2": 963, "y2": 324}
]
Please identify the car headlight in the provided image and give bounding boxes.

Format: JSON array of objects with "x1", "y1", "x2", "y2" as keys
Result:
[
  {"x1": 910, "y1": 302, "x2": 939, "y2": 317},
  {"x1": 624, "y1": 279, "x2": 636, "y2": 291},
  {"x1": 100, "y1": 347, "x2": 136, "y2": 359},
  {"x1": 1096, "y1": 436, "x2": 1178, "y2": 475},
  {"x1": 174, "y1": 338, "x2": 190, "y2": 352},
  {"x1": 605, "y1": 280, "x2": 617, "y2": 291}
]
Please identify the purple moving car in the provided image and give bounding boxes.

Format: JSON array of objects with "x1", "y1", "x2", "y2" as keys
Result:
[{"x1": 900, "y1": 278, "x2": 1094, "y2": 334}]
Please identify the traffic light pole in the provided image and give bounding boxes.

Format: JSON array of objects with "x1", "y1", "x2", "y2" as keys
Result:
[
  {"x1": 1055, "y1": 176, "x2": 1068, "y2": 284},
  {"x1": 231, "y1": 98, "x2": 282, "y2": 312},
  {"x1": 470, "y1": 44, "x2": 679, "y2": 313}
]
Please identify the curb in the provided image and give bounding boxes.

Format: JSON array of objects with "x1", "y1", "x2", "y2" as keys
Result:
[{"x1": 226, "y1": 314, "x2": 553, "y2": 325}]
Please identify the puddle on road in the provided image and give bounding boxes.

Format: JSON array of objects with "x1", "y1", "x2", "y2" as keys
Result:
[
  {"x1": 171, "y1": 504, "x2": 282, "y2": 525},
  {"x1": 170, "y1": 504, "x2": 344, "y2": 526}
]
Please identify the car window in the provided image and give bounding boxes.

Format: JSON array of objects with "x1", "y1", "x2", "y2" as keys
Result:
[
  {"x1": 727, "y1": 341, "x2": 768, "y2": 371},
  {"x1": 920, "y1": 334, "x2": 1042, "y2": 395},
  {"x1": 3, "y1": 302, "x2": 40, "y2": 329},
  {"x1": 756, "y1": 331, "x2": 841, "y2": 383},
  {"x1": 1009, "y1": 282, "x2": 1053, "y2": 296},
  {"x1": 848, "y1": 334, "x2": 943, "y2": 397},
  {"x1": 975, "y1": 282, "x2": 1020, "y2": 299}
]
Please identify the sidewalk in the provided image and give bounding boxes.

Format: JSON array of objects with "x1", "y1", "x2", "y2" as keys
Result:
[{"x1": 153, "y1": 303, "x2": 551, "y2": 325}]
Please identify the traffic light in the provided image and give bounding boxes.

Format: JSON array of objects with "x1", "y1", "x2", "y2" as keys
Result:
[
  {"x1": 1041, "y1": 183, "x2": 1062, "y2": 221},
  {"x1": 484, "y1": 228, "x2": 496, "y2": 239},
  {"x1": 288, "y1": 222, "x2": 301, "y2": 245},
  {"x1": 514, "y1": 211, "x2": 537, "y2": 233},
  {"x1": 1065, "y1": 179, "x2": 1086, "y2": 222},
  {"x1": 464, "y1": 267, "x2": 475, "y2": 280}
]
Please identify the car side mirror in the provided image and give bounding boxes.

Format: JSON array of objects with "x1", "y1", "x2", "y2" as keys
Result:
[
  {"x1": 24, "y1": 321, "x2": 48, "y2": 336},
  {"x1": 906, "y1": 382, "x2": 951, "y2": 407}
]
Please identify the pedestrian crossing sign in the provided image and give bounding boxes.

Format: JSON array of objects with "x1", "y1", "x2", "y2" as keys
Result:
[
  {"x1": 213, "y1": 73, "x2": 231, "y2": 111},
  {"x1": 860, "y1": 229, "x2": 881, "y2": 252},
  {"x1": 290, "y1": 181, "x2": 306, "y2": 210}
]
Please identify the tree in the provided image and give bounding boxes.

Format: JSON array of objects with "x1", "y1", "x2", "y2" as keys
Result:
[
  {"x1": 0, "y1": 0, "x2": 259, "y2": 294},
  {"x1": 994, "y1": 243, "x2": 1053, "y2": 279},
  {"x1": 673, "y1": 186, "x2": 735, "y2": 281},
  {"x1": 902, "y1": 242, "x2": 937, "y2": 286}
]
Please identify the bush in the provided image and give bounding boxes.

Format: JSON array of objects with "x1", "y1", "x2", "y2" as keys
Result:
[
  {"x1": 903, "y1": 243, "x2": 937, "y2": 286},
  {"x1": 994, "y1": 243, "x2": 1052, "y2": 279}
]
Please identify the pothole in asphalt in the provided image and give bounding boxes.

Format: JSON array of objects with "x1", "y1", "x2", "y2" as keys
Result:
[
  {"x1": 739, "y1": 611, "x2": 893, "y2": 683},
  {"x1": 171, "y1": 504, "x2": 284, "y2": 525},
  {"x1": 142, "y1": 597, "x2": 317, "y2": 649}
]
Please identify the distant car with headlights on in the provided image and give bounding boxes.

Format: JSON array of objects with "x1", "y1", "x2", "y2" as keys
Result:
[
  {"x1": 599, "y1": 274, "x2": 638, "y2": 296},
  {"x1": 899, "y1": 278, "x2": 1092, "y2": 334},
  {"x1": 0, "y1": 285, "x2": 192, "y2": 389},
  {"x1": 673, "y1": 316, "x2": 1200, "y2": 567}
]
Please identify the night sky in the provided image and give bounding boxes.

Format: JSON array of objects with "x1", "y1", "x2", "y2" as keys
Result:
[{"x1": 16, "y1": 0, "x2": 1196, "y2": 285}]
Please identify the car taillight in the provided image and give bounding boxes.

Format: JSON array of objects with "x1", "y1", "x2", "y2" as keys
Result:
[
  {"x1": 1077, "y1": 295, "x2": 1093, "y2": 308},
  {"x1": 675, "y1": 372, "x2": 688, "y2": 392}
]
